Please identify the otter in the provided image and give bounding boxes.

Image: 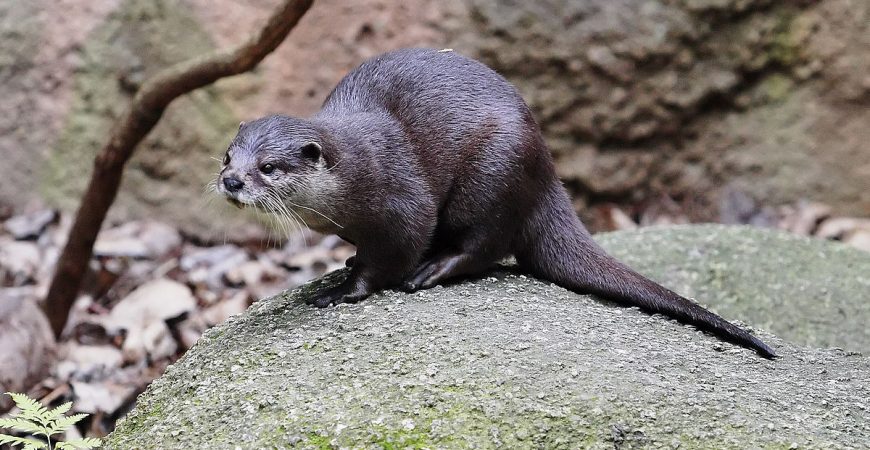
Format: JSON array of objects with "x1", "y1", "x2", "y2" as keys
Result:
[{"x1": 216, "y1": 48, "x2": 775, "y2": 358}]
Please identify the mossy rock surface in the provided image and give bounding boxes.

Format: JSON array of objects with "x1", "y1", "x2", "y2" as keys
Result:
[
  {"x1": 596, "y1": 225, "x2": 870, "y2": 354},
  {"x1": 105, "y1": 225, "x2": 870, "y2": 449}
]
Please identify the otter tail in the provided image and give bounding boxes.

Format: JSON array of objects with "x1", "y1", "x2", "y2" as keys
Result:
[{"x1": 516, "y1": 183, "x2": 776, "y2": 358}]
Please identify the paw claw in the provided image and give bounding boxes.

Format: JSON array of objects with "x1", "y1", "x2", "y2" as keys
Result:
[
  {"x1": 311, "y1": 297, "x2": 335, "y2": 308},
  {"x1": 309, "y1": 285, "x2": 370, "y2": 308}
]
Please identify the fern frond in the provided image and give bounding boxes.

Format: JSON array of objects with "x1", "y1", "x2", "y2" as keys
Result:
[
  {"x1": 56, "y1": 437, "x2": 103, "y2": 450},
  {"x1": 0, "y1": 433, "x2": 47, "y2": 449},
  {"x1": 2, "y1": 393, "x2": 98, "y2": 449},
  {"x1": 0, "y1": 417, "x2": 46, "y2": 435},
  {"x1": 6, "y1": 393, "x2": 50, "y2": 426},
  {"x1": 41, "y1": 402, "x2": 73, "y2": 424},
  {"x1": 48, "y1": 414, "x2": 88, "y2": 435}
]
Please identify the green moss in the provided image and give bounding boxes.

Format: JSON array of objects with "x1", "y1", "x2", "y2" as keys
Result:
[
  {"x1": 597, "y1": 225, "x2": 870, "y2": 353},
  {"x1": 370, "y1": 426, "x2": 433, "y2": 449},
  {"x1": 304, "y1": 433, "x2": 333, "y2": 450},
  {"x1": 757, "y1": 73, "x2": 793, "y2": 103},
  {"x1": 769, "y1": 10, "x2": 810, "y2": 67}
]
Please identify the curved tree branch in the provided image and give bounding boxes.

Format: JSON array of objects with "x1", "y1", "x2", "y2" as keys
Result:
[{"x1": 45, "y1": 0, "x2": 315, "y2": 337}]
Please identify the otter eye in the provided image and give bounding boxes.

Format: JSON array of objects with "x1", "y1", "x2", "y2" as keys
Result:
[
  {"x1": 223, "y1": 152, "x2": 230, "y2": 165},
  {"x1": 260, "y1": 163, "x2": 275, "y2": 174}
]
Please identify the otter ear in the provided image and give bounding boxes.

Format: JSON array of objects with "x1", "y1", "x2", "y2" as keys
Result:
[
  {"x1": 238, "y1": 121, "x2": 246, "y2": 130},
  {"x1": 300, "y1": 142, "x2": 322, "y2": 160}
]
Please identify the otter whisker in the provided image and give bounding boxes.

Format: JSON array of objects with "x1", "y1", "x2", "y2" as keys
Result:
[
  {"x1": 270, "y1": 189, "x2": 308, "y2": 230},
  {"x1": 266, "y1": 190, "x2": 305, "y2": 245},
  {"x1": 274, "y1": 179, "x2": 343, "y2": 230},
  {"x1": 262, "y1": 193, "x2": 291, "y2": 242},
  {"x1": 323, "y1": 158, "x2": 343, "y2": 173},
  {"x1": 285, "y1": 198, "x2": 343, "y2": 229},
  {"x1": 276, "y1": 194, "x2": 312, "y2": 247},
  {"x1": 258, "y1": 196, "x2": 288, "y2": 247},
  {"x1": 198, "y1": 180, "x2": 223, "y2": 212},
  {"x1": 274, "y1": 198, "x2": 297, "y2": 243},
  {"x1": 203, "y1": 179, "x2": 219, "y2": 195}
]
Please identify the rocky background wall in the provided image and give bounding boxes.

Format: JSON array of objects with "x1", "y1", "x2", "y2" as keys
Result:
[{"x1": 1, "y1": 0, "x2": 867, "y2": 240}]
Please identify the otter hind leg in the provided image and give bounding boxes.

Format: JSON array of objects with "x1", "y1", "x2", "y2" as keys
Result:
[
  {"x1": 402, "y1": 230, "x2": 508, "y2": 292},
  {"x1": 403, "y1": 253, "x2": 478, "y2": 291}
]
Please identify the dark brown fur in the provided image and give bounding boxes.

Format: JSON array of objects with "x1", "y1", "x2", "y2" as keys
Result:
[{"x1": 217, "y1": 48, "x2": 775, "y2": 358}]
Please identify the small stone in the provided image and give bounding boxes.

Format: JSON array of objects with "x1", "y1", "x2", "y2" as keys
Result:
[
  {"x1": 141, "y1": 321, "x2": 178, "y2": 361},
  {"x1": 0, "y1": 296, "x2": 56, "y2": 409},
  {"x1": 0, "y1": 239, "x2": 41, "y2": 285},
  {"x1": 401, "y1": 418, "x2": 415, "y2": 430},
  {"x1": 71, "y1": 381, "x2": 135, "y2": 415},
  {"x1": 103, "y1": 278, "x2": 196, "y2": 362},
  {"x1": 202, "y1": 291, "x2": 251, "y2": 326},
  {"x1": 843, "y1": 229, "x2": 870, "y2": 252},
  {"x1": 61, "y1": 343, "x2": 124, "y2": 378},
  {"x1": 94, "y1": 221, "x2": 182, "y2": 259},
  {"x1": 4, "y1": 209, "x2": 57, "y2": 240}
]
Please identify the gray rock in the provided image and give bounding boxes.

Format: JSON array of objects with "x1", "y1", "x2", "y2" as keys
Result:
[
  {"x1": 596, "y1": 225, "x2": 870, "y2": 354},
  {"x1": 93, "y1": 221, "x2": 182, "y2": 260},
  {"x1": 0, "y1": 238, "x2": 41, "y2": 286},
  {"x1": 105, "y1": 225, "x2": 870, "y2": 448},
  {"x1": 102, "y1": 278, "x2": 196, "y2": 363},
  {"x1": 0, "y1": 294, "x2": 56, "y2": 412},
  {"x1": 3, "y1": 209, "x2": 57, "y2": 240}
]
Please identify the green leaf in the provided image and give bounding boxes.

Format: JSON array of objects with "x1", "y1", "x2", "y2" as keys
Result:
[
  {"x1": 0, "y1": 417, "x2": 46, "y2": 435},
  {"x1": 0, "y1": 433, "x2": 47, "y2": 448},
  {"x1": 5, "y1": 393, "x2": 50, "y2": 429},
  {"x1": 48, "y1": 414, "x2": 89, "y2": 435},
  {"x1": 41, "y1": 402, "x2": 73, "y2": 424},
  {"x1": 2, "y1": 393, "x2": 98, "y2": 449},
  {"x1": 5, "y1": 393, "x2": 49, "y2": 426},
  {"x1": 56, "y1": 437, "x2": 103, "y2": 450}
]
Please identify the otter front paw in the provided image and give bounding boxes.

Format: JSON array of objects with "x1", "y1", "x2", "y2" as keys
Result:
[{"x1": 307, "y1": 285, "x2": 368, "y2": 308}]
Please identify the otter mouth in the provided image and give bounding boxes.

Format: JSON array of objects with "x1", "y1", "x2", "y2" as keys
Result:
[{"x1": 226, "y1": 197, "x2": 246, "y2": 209}]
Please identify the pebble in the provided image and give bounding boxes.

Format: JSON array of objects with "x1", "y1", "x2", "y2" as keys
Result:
[{"x1": 4, "y1": 209, "x2": 57, "y2": 240}]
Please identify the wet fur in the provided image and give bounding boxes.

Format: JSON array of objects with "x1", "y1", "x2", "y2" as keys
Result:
[{"x1": 217, "y1": 48, "x2": 775, "y2": 358}]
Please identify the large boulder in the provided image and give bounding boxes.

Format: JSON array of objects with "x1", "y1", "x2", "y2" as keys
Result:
[
  {"x1": 105, "y1": 225, "x2": 870, "y2": 448},
  {"x1": 596, "y1": 225, "x2": 870, "y2": 353}
]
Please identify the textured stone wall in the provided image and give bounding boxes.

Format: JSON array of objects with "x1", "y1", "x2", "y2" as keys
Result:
[{"x1": 453, "y1": 0, "x2": 870, "y2": 223}]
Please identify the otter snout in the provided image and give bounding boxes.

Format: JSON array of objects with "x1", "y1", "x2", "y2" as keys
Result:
[{"x1": 222, "y1": 176, "x2": 244, "y2": 192}]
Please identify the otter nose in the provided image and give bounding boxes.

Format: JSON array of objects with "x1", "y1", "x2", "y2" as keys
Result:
[{"x1": 222, "y1": 176, "x2": 244, "y2": 192}]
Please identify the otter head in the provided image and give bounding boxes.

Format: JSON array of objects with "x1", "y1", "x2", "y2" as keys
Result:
[{"x1": 216, "y1": 115, "x2": 341, "y2": 232}]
